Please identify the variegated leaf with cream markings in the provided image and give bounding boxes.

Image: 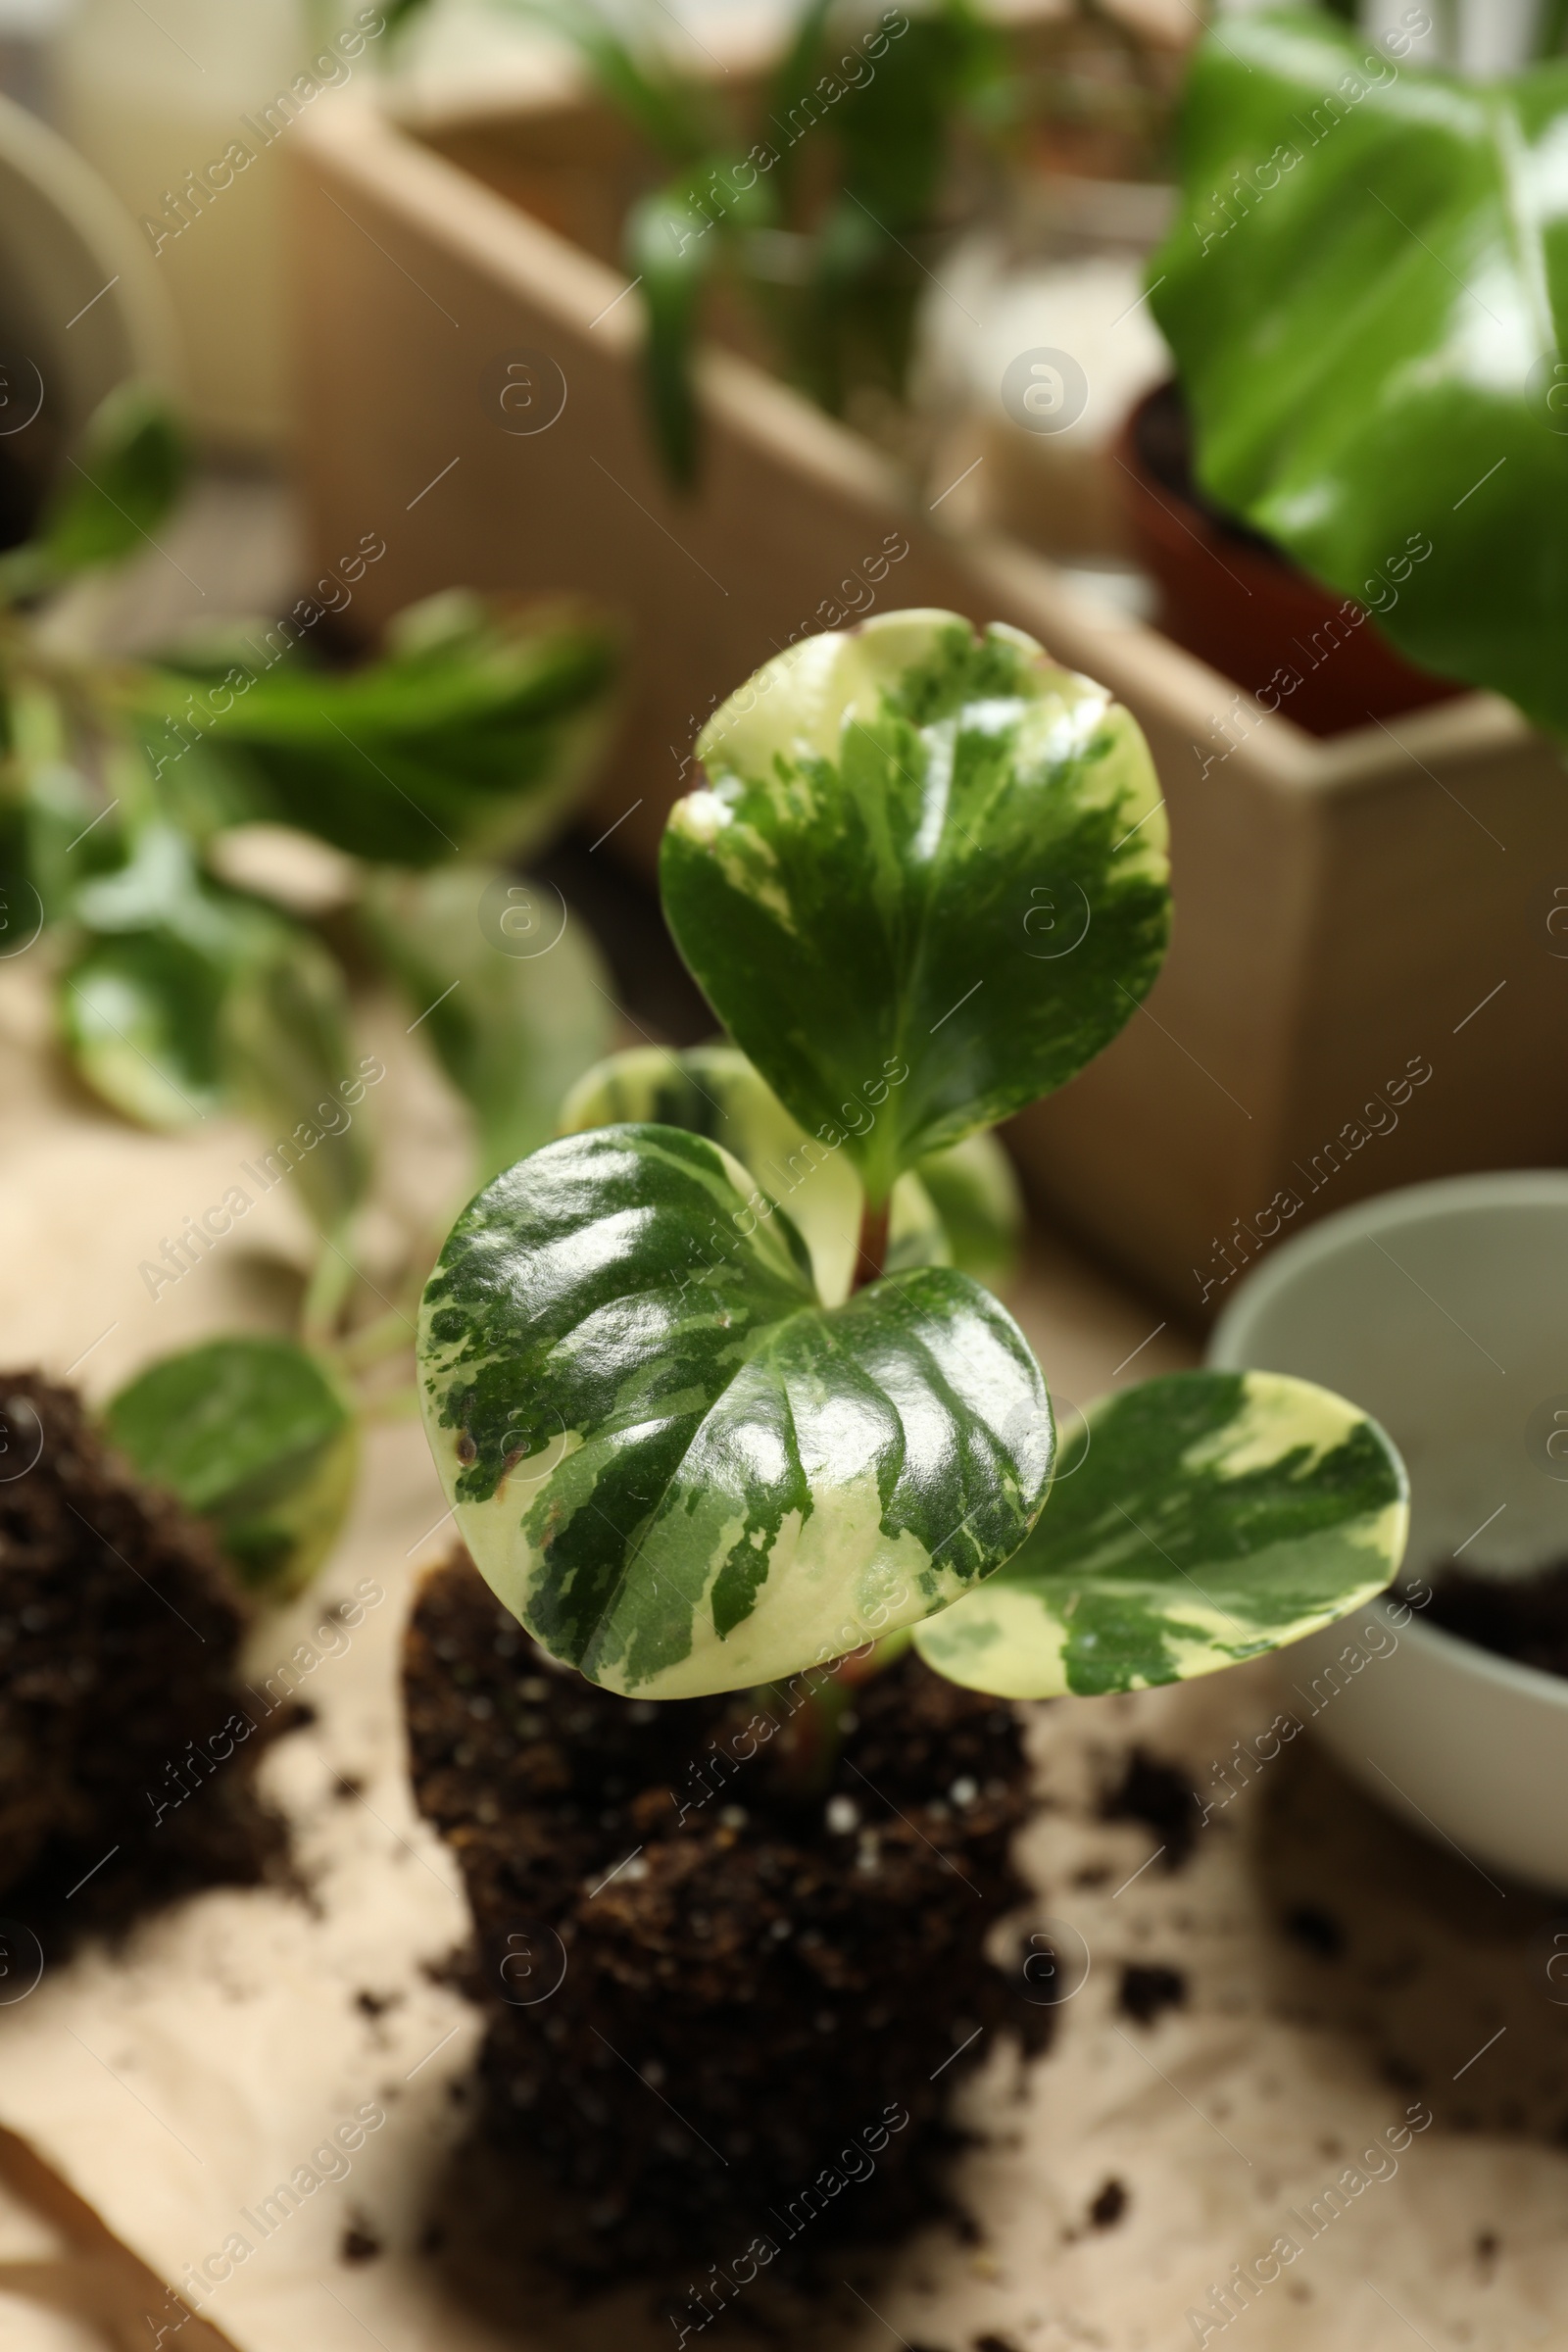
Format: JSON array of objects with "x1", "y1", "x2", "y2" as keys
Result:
[
  {"x1": 659, "y1": 610, "x2": 1169, "y2": 1204},
  {"x1": 417, "y1": 1122, "x2": 1052, "y2": 1699},
  {"x1": 556, "y1": 1043, "x2": 1021, "y2": 1303},
  {"x1": 913, "y1": 1369, "x2": 1407, "y2": 1699}
]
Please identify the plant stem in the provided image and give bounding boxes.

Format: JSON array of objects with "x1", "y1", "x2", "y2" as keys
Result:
[
  {"x1": 335, "y1": 1304, "x2": 416, "y2": 1374},
  {"x1": 361, "y1": 1382, "x2": 420, "y2": 1422},
  {"x1": 756, "y1": 1626, "x2": 914, "y2": 1801},
  {"x1": 301, "y1": 1233, "x2": 355, "y2": 1350},
  {"x1": 852, "y1": 1192, "x2": 891, "y2": 1292}
]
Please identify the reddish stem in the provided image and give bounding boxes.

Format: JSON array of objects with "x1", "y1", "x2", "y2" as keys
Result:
[{"x1": 852, "y1": 1194, "x2": 891, "y2": 1292}]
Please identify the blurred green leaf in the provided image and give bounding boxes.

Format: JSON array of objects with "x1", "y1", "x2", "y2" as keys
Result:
[
  {"x1": 23, "y1": 763, "x2": 122, "y2": 916},
  {"x1": 626, "y1": 185, "x2": 715, "y2": 490},
  {"x1": 836, "y1": 0, "x2": 1005, "y2": 227},
  {"x1": 62, "y1": 928, "x2": 227, "y2": 1129},
  {"x1": 220, "y1": 927, "x2": 370, "y2": 1234},
  {"x1": 60, "y1": 823, "x2": 272, "y2": 1131},
  {"x1": 914, "y1": 1130, "x2": 1022, "y2": 1292},
  {"x1": 130, "y1": 593, "x2": 617, "y2": 868},
  {"x1": 361, "y1": 861, "x2": 614, "y2": 1184},
  {"x1": 1150, "y1": 10, "x2": 1568, "y2": 734},
  {"x1": 507, "y1": 0, "x2": 714, "y2": 163},
  {"x1": 2, "y1": 384, "x2": 187, "y2": 594},
  {"x1": 0, "y1": 683, "x2": 122, "y2": 921},
  {"x1": 105, "y1": 1334, "x2": 358, "y2": 1598},
  {"x1": 765, "y1": 0, "x2": 838, "y2": 210},
  {"x1": 58, "y1": 821, "x2": 367, "y2": 1211}
]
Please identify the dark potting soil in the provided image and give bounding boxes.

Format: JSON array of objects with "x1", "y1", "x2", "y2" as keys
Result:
[
  {"x1": 1100, "y1": 1745, "x2": 1200, "y2": 1869},
  {"x1": 1426, "y1": 1558, "x2": 1568, "y2": 1679},
  {"x1": 405, "y1": 1547, "x2": 1052, "y2": 2281},
  {"x1": 1116, "y1": 1961, "x2": 1187, "y2": 2026},
  {"x1": 0, "y1": 1371, "x2": 288, "y2": 1949},
  {"x1": 1131, "y1": 381, "x2": 1285, "y2": 563}
]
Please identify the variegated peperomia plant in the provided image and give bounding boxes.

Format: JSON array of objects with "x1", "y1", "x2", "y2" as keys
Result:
[{"x1": 416, "y1": 611, "x2": 1408, "y2": 1705}]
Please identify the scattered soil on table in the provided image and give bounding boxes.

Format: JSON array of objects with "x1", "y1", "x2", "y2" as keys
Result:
[
  {"x1": 1088, "y1": 2178, "x2": 1128, "y2": 2230},
  {"x1": 405, "y1": 1547, "x2": 1051, "y2": 2282},
  {"x1": 0, "y1": 1370, "x2": 288, "y2": 1951},
  {"x1": 1117, "y1": 1962, "x2": 1187, "y2": 2026},
  {"x1": 1100, "y1": 1746, "x2": 1200, "y2": 1869},
  {"x1": 1282, "y1": 1901, "x2": 1346, "y2": 1960},
  {"x1": 1426, "y1": 1558, "x2": 1568, "y2": 1678},
  {"x1": 1256, "y1": 1733, "x2": 1568, "y2": 2142}
]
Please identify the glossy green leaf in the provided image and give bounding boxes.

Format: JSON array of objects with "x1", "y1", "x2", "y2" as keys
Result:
[
  {"x1": 105, "y1": 1335, "x2": 358, "y2": 1597},
  {"x1": 360, "y1": 862, "x2": 614, "y2": 1184},
  {"x1": 1150, "y1": 11, "x2": 1568, "y2": 735},
  {"x1": 130, "y1": 593, "x2": 617, "y2": 868},
  {"x1": 914, "y1": 1369, "x2": 1408, "y2": 1699},
  {"x1": 417, "y1": 1122, "x2": 1052, "y2": 1699},
  {"x1": 11, "y1": 384, "x2": 187, "y2": 589},
  {"x1": 660, "y1": 610, "x2": 1168, "y2": 1203},
  {"x1": 557, "y1": 1041, "x2": 1023, "y2": 1299}
]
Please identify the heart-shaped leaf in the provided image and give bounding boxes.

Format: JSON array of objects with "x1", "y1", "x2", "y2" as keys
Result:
[
  {"x1": 417, "y1": 1122, "x2": 1053, "y2": 1698},
  {"x1": 557, "y1": 1042, "x2": 1021, "y2": 1300},
  {"x1": 660, "y1": 610, "x2": 1168, "y2": 1203},
  {"x1": 1150, "y1": 12, "x2": 1568, "y2": 734},
  {"x1": 913, "y1": 1368, "x2": 1407, "y2": 1698},
  {"x1": 359, "y1": 862, "x2": 614, "y2": 1186},
  {"x1": 106, "y1": 1335, "x2": 358, "y2": 1598}
]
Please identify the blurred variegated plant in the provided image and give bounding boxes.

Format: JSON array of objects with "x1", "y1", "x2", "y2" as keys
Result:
[
  {"x1": 417, "y1": 609, "x2": 1409, "y2": 1712},
  {"x1": 0, "y1": 384, "x2": 618, "y2": 1597}
]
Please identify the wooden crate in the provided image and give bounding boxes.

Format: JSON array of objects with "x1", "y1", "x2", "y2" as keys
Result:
[{"x1": 291, "y1": 81, "x2": 1568, "y2": 1317}]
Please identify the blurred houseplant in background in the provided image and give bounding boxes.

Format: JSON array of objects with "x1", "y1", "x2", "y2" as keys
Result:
[
  {"x1": 0, "y1": 381, "x2": 618, "y2": 1593},
  {"x1": 388, "y1": 0, "x2": 1023, "y2": 484},
  {"x1": 1142, "y1": 3, "x2": 1568, "y2": 737}
]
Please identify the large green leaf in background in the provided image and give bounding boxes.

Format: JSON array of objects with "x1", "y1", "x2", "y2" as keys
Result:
[
  {"x1": 1151, "y1": 10, "x2": 1568, "y2": 735},
  {"x1": 106, "y1": 1335, "x2": 357, "y2": 1598},
  {"x1": 360, "y1": 862, "x2": 614, "y2": 1184},
  {"x1": 914, "y1": 1369, "x2": 1407, "y2": 1698},
  {"x1": 660, "y1": 611, "x2": 1168, "y2": 1205},
  {"x1": 557, "y1": 1042, "x2": 1021, "y2": 1299},
  {"x1": 130, "y1": 593, "x2": 617, "y2": 867},
  {"x1": 417, "y1": 1122, "x2": 1052, "y2": 1698}
]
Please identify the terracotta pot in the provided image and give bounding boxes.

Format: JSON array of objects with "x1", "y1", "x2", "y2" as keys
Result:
[{"x1": 1117, "y1": 382, "x2": 1462, "y2": 739}]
